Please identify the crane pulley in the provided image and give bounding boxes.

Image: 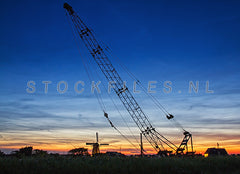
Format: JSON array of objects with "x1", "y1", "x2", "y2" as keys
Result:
[{"x1": 64, "y1": 3, "x2": 194, "y2": 155}]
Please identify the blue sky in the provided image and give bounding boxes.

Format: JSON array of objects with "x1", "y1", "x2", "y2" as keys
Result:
[{"x1": 0, "y1": 0, "x2": 240, "y2": 154}]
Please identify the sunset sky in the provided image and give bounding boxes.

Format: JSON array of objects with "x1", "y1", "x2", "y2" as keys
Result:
[{"x1": 0, "y1": 0, "x2": 240, "y2": 155}]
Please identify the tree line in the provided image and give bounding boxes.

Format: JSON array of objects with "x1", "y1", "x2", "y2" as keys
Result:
[{"x1": 0, "y1": 146, "x2": 90, "y2": 157}]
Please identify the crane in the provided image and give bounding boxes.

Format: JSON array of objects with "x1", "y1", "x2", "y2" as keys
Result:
[{"x1": 64, "y1": 3, "x2": 194, "y2": 155}]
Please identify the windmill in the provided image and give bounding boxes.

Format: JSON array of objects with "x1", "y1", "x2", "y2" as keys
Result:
[{"x1": 86, "y1": 132, "x2": 109, "y2": 155}]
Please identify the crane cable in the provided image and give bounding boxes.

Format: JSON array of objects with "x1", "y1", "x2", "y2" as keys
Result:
[
  {"x1": 105, "y1": 51, "x2": 169, "y2": 115},
  {"x1": 87, "y1": 57, "x2": 140, "y2": 146},
  {"x1": 108, "y1": 52, "x2": 185, "y2": 132},
  {"x1": 67, "y1": 10, "x2": 182, "y2": 152},
  {"x1": 70, "y1": 14, "x2": 140, "y2": 152},
  {"x1": 88, "y1": 45, "x2": 176, "y2": 151},
  {"x1": 124, "y1": 62, "x2": 184, "y2": 132},
  {"x1": 67, "y1": 13, "x2": 106, "y2": 112},
  {"x1": 90, "y1": 26, "x2": 182, "y2": 150},
  {"x1": 66, "y1": 12, "x2": 140, "y2": 153},
  {"x1": 72, "y1": 13, "x2": 178, "y2": 151},
  {"x1": 103, "y1": 112, "x2": 140, "y2": 152}
]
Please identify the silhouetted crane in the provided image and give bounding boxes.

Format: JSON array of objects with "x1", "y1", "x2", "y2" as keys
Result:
[{"x1": 64, "y1": 3, "x2": 194, "y2": 156}]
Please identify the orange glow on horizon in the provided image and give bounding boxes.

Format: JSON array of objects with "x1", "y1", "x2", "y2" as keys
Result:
[
  {"x1": 1, "y1": 142, "x2": 240, "y2": 155},
  {"x1": 1, "y1": 129, "x2": 240, "y2": 155}
]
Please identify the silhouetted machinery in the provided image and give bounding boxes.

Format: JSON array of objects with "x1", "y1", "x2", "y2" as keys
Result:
[
  {"x1": 86, "y1": 132, "x2": 109, "y2": 155},
  {"x1": 64, "y1": 3, "x2": 194, "y2": 156}
]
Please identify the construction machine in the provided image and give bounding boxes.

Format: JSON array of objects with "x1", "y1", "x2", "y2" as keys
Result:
[{"x1": 64, "y1": 3, "x2": 194, "y2": 156}]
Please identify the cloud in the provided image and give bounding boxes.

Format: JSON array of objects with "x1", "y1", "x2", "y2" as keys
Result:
[
  {"x1": 194, "y1": 131, "x2": 240, "y2": 139},
  {"x1": 195, "y1": 118, "x2": 240, "y2": 125},
  {"x1": 0, "y1": 110, "x2": 60, "y2": 119},
  {"x1": 215, "y1": 88, "x2": 240, "y2": 96},
  {"x1": 188, "y1": 103, "x2": 240, "y2": 110},
  {"x1": 19, "y1": 98, "x2": 35, "y2": 102},
  {"x1": 0, "y1": 102, "x2": 109, "y2": 133}
]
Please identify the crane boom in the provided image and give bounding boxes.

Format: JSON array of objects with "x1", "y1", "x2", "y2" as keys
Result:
[{"x1": 64, "y1": 3, "x2": 192, "y2": 155}]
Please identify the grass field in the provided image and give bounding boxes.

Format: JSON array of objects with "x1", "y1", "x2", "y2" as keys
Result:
[{"x1": 0, "y1": 156, "x2": 240, "y2": 174}]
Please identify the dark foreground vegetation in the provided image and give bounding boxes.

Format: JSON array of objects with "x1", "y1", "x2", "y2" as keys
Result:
[{"x1": 0, "y1": 156, "x2": 240, "y2": 174}]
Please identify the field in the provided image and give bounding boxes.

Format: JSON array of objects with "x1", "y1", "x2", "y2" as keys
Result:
[{"x1": 0, "y1": 156, "x2": 240, "y2": 174}]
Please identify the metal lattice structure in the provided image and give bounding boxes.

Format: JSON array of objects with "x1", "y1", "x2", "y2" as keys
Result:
[{"x1": 64, "y1": 3, "x2": 193, "y2": 155}]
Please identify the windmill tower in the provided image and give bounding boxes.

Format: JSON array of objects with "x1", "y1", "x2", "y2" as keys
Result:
[{"x1": 86, "y1": 132, "x2": 109, "y2": 155}]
